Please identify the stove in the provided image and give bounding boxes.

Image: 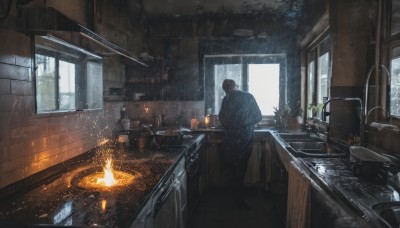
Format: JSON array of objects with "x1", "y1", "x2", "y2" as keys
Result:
[{"x1": 0, "y1": 147, "x2": 185, "y2": 227}]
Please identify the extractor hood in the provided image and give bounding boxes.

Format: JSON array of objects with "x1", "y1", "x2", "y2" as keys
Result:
[{"x1": 17, "y1": 7, "x2": 147, "y2": 67}]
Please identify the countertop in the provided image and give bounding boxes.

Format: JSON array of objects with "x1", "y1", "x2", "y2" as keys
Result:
[
  {"x1": 300, "y1": 157, "x2": 400, "y2": 226},
  {"x1": 0, "y1": 135, "x2": 202, "y2": 227},
  {"x1": 270, "y1": 132, "x2": 400, "y2": 228}
]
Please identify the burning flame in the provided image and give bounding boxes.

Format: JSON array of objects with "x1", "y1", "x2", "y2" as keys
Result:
[
  {"x1": 97, "y1": 158, "x2": 116, "y2": 187},
  {"x1": 101, "y1": 200, "x2": 107, "y2": 213}
]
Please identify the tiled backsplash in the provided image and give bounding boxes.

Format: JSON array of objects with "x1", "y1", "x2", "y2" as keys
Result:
[{"x1": 117, "y1": 101, "x2": 206, "y2": 128}]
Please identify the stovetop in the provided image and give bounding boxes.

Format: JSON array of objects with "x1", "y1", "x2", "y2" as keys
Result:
[{"x1": 0, "y1": 144, "x2": 189, "y2": 227}]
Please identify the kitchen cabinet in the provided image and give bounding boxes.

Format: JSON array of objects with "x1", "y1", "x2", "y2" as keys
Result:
[
  {"x1": 131, "y1": 194, "x2": 154, "y2": 228},
  {"x1": 203, "y1": 131, "x2": 271, "y2": 187},
  {"x1": 309, "y1": 182, "x2": 371, "y2": 228},
  {"x1": 124, "y1": 58, "x2": 167, "y2": 101},
  {"x1": 153, "y1": 158, "x2": 186, "y2": 228},
  {"x1": 131, "y1": 157, "x2": 187, "y2": 228},
  {"x1": 123, "y1": 38, "x2": 201, "y2": 101}
]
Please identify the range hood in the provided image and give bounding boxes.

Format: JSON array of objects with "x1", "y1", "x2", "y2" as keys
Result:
[{"x1": 18, "y1": 7, "x2": 147, "y2": 67}]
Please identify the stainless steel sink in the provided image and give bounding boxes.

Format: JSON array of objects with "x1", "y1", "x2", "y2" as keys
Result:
[
  {"x1": 278, "y1": 133, "x2": 323, "y2": 142},
  {"x1": 372, "y1": 202, "x2": 400, "y2": 227},
  {"x1": 289, "y1": 141, "x2": 324, "y2": 150},
  {"x1": 278, "y1": 133, "x2": 347, "y2": 158}
]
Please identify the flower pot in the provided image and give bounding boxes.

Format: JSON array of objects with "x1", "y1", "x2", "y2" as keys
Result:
[{"x1": 287, "y1": 117, "x2": 300, "y2": 130}]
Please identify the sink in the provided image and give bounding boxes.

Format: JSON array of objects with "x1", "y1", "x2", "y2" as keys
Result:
[
  {"x1": 289, "y1": 141, "x2": 324, "y2": 150},
  {"x1": 278, "y1": 133, "x2": 323, "y2": 142},
  {"x1": 299, "y1": 144, "x2": 347, "y2": 158},
  {"x1": 278, "y1": 133, "x2": 347, "y2": 158},
  {"x1": 372, "y1": 202, "x2": 400, "y2": 227},
  {"x1": 350, "y1": 146, "x2": 392, "y2": 163}
]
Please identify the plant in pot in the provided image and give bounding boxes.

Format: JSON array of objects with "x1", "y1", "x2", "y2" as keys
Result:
[
  {"x1": 273, "y1": 106, "x2": 289, "y2": 128},
  {"x1": 274, "y1": 104, "x2": 300, "y2": 129},
  {"x1": 307, "y1": 103, "x2": 324, "y2": 119}
]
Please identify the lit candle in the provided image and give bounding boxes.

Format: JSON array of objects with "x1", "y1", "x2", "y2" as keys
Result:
[
  {"x1": 204, "y1": 115, "x2": 210, "y2": 128},
  {"x1": 101, "y1": 200, "x2": 107, "y2": 213},
  {"x1": 191, "y1": 118, "x2": 198, "y2": 129}
]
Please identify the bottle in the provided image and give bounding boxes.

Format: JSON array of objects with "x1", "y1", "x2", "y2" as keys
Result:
[
  {"x1": 156, "y1": 114, "x2": 162, "y2": 127},
  {"x1": 121, "y1": 105, "x2": 127, "y2": 119}
]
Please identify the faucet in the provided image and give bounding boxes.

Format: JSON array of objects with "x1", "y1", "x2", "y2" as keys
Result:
[
  {"x1": 364, "y1": 65, "x2": 391, "y2": 120},
  {"x1": 366, "y1": 106, "x2": 387, "y2": 124},
  {"x1": 321, "y1": 97, "x2": 365, "y2": 146}
]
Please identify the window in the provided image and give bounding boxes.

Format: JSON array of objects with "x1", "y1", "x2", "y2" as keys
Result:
[
  {"x1": 385, "y1": 0, "x2": 400, "y2": 117},
  {"x1": 214, "y1": 64, "x2": 242, "y2": 114},
  {"x1": 390, "y1": 46, "x2": 400, "y2": 116},
  {"x1": 306, "y1": 34, "x2": 331, "y2": 119},
  {"x1": 248, "y1": 64, "x2": 280, "y2": 116},
  {"x1": 204, "y1": 55, "x2": 286, "y2": 117},
  {"x1": 35, "y1": 36, "x2": 103, "y2": 113}
]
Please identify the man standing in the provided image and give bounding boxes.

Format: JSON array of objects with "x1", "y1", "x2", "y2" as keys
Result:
[{"x1": 218, "y1": 79, "x2": 262, "y2": 210}]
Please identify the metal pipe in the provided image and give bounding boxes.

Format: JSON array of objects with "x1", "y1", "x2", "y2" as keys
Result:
[
  {"x1": 363, "y1": 65, "x2": 390, "y2": 120},
  {"x1": 366, "y1": 106, "x2": 387, "y2": 124}
]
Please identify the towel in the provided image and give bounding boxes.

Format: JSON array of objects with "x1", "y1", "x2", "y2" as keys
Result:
[
  {"x1": 370, "y1": 122, "x2": 400, "y2": 132},
  {"x1": 286, "y1": 161, "x2": 311, "y2": 228},
  {"x1": 244, "y1": 142, "x2": 262, "y2": 185},
  {"x1": 243, "y1": 142, "x2": 272, "y2": 190}
]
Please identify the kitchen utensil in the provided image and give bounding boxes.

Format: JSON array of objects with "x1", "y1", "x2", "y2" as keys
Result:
[
  {"x1": 121, "y1": 119, "x2": 131, "y2": 130},
  {"x1": 152, "y1": 130, "x2": 183, "y2": 148}
]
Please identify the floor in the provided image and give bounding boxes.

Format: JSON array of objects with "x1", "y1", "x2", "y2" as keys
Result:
[{"x1": 187, "y1": 186, "x2": 287, "y2": 228}]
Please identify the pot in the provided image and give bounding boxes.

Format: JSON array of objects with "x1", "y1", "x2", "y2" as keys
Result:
[{"x1": 152, "y1": 130, "x2": 183, "y2": 148}]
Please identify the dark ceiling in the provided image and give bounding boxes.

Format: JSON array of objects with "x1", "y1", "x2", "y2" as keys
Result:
[{"x1": 142, "y1": 0, "x2": 304, "y2": 17}]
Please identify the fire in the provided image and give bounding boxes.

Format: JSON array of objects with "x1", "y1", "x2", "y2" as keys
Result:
[{"x1": 97, "y1": 158, "x2": 116, "y2": 186}]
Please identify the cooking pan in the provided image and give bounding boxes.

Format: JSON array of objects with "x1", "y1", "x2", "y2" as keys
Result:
[{"x1": 152, "y1": 130, "x2": 183, "y2": 148}]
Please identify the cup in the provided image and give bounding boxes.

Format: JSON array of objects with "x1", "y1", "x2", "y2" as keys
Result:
[
  {"x1": 121, "y1": 119, "x2": 131, "y2": 130},
  {"x1": 139, "y1": 137, "x2": 150, "y2": 152}
]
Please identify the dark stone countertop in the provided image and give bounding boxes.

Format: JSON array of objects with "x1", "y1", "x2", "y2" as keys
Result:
[
  {"x1": 0, "y1": 136, "x2": 201, "y2": 227},
  {"x1": 300, "y1": 157, "x2": 400, "y2": 227},
  {"x1": 270, "y1": 132, "x2": 400, "y2": 227}
]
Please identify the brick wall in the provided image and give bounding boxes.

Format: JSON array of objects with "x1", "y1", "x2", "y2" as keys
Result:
[{"x1": 0, "y1": 0, "x2": 144, "y2": 189}]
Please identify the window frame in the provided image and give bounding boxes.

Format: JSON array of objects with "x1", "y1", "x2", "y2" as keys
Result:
[
  {"x1": 204, "y1": 54, "x2": 287, "y2": 118},
  {"x1": 305, "y1": 32, "x2": 331, "y2": 120},
  {"x1": 34, "y1": 35, "x2": 103, "y2": 114},
  {"x1": 380, "y1": 0, "x2": 400, "y2": 120}
]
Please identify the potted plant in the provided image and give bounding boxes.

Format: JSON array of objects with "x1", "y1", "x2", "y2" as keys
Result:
[
  {"x1": 274, "y1": 102, "x2": 303, "y2": 130},
  {"x1": 307, "y1": 103, "x2": 324, "y2": 119}
]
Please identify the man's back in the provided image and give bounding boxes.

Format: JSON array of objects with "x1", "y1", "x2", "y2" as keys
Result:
[{"x1": 219, "y1": 90, "x2": 262, "y2": 130}]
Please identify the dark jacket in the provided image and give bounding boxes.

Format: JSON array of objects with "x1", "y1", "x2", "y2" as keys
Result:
[{"x1": 218, "y1": 90, "x2": 262, "y2": 131}]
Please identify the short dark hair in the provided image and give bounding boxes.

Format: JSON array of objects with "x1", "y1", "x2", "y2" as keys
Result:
[{"x1": 222, "y1": 79, "x2": 236, "y2": 92}]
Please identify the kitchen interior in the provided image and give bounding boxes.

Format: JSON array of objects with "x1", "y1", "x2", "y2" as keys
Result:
[{"x1": 1, "y1": 0, "x2": 400, "y2": 227}]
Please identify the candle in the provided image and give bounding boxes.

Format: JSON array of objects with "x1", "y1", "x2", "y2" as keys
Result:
[
  {"x1": 204, "y1": 115, "x2": 210, "y2": 128},
  {"x1": 191, "y1": 118, "x2": 198, "y2": 129}
]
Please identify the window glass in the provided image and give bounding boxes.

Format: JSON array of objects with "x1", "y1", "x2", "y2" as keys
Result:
[
  {"x1": 318, "y1": 52, "x2": 329, "y2": 103},
  {"x1": 248, "y1": 64, "x2": 280, "y2": 115},
  {"x1": 87, "y1": 62, "x2": 103, "y2": 109},
  {"x1": 206, "y1": 55, "x2": 285, "y2": 117},
  {"x1": 391, "y1": 54, "x2": 400, "y2": 116},
  {"x1": 391, "y1": 0, "x2": 400, "y2": 36},
  {"x1": 214, "y1": 64, "x2": 242, "y2": 114},
  {"x1": 306, "y1": 35, "x2": 330, "y2": 120},
  {"x1": 59, "y1": 60, "x2": 76, "y2": 110},
  {"x1": 307, "y1": 60, "x2": 315, "y2": 117},
  {"x1": 36, "y1": 54, "x2": 56, "y2": 111}
]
